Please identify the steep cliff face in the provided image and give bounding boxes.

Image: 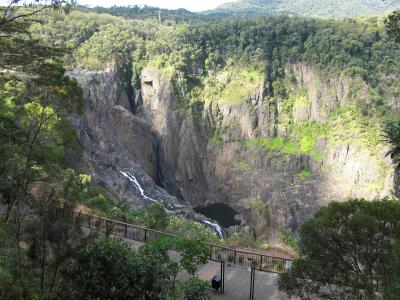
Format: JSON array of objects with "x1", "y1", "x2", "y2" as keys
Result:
[
  {"x1": 72, "y1": 61, "x2": 396, "y2": 234},
  {"x1": 69, "y1": 64, "x2": 180, "y2": 210},
  {"x1": 199, "y1": 63, "x2": 395, "y2": 231},
  {"x1": 138, "y1": 63, "x2": 395, "y2": 231},
  {"x1": 138, "y1": 69, "x2": 210, "y2": 203}
]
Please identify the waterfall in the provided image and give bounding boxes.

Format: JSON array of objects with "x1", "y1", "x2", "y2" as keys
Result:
[
  {"x1": 82, "y1": 128, "x2": 91, "y2": 139},
  {"x1": 120, "y1": 170, "x2": 223, "y2": 238},
  {"x1": 120, "y1": 170, "x2": 175, "y2": 211},
  {"x1": 202, "y1": 220, "x2": 224, "y2": 239},
  {"x1": 120, "y1": 170, "x2": 157, "y2": 202}
]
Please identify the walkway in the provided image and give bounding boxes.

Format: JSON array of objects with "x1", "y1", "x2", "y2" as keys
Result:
[
  {"x1": 74, "y1": 211, "x2": 290, "y2": 300},
  {"x1": 197, "y1": 261, "x2": 288, "y2": 300},
  {"x1": 118, "y1": 233, "x2": 288, "y2": 300}
]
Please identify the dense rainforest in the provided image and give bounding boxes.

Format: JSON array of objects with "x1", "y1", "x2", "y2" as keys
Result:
[
  {"x1": 33, "y1": 8, "x2": 400, "y2": 187},
  {"x1": 210, "y1": 0, "x2": 400, "y2": 19},
  {"x1": 31, "y1": 8, "x2": 400, "y2": 150},
  {"x1": 2, "y1": 1, "x2": 400, "y2": 299}
]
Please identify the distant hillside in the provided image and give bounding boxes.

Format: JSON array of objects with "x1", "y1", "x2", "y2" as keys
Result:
[
  {"x1": 77, "y1": 5, "x2": 211, "y2": 23},
  {"x1": 209, "y1": 0, "x2": 400, "y2": 19}
]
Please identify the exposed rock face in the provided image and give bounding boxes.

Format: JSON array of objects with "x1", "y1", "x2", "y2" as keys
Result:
[
  {"x1": 291, "y1": 64, "x2": 353, "y2": 122},
  {"x1": 68, "y1": 64, "x2": 180, "y2": 210},
  {"x1": 138, "y1": 68, "x2": 210, "y2": 203},
  {"x1": 198, "y1": 64, "x2": 395, "y2": 231},
  {"x1": 71, "y1": 62, "x2": 397, "y2": 235}
]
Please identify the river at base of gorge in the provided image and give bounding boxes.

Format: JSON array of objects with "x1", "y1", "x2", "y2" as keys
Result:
[{"x1": 194, "y1": 203, "x2": 241, "y2": 228}]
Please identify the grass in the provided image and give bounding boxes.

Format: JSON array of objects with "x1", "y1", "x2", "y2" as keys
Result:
[
  {"x1": 220, "y1": 70, "x2": 262, "y2": 104},
  {"x1": 297, "y1": 169, "x2": 312, "y2": 181},
  {"x1": 245, "y1": 137, "x2": 299, "y2": 155},
  {"x1": 326, "y1": 105, "x2": 382, "y2": 155},
  {"x1": 293, "y1": 90, "x2": 310, "y2": 110},
  {"x1": 245, "y1": 121, "x2": 327, "y2": 160},
  {"x1": 295, "y1": 122, "x2": 329, "y2": 161},
  {"x1": 199, "y1": 67, "x2": 263, "y2": 106}
]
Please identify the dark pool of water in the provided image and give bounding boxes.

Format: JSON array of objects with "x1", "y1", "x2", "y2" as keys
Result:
[{"x1": 194, "y1": 203, "x2": 241, "y2": 228}]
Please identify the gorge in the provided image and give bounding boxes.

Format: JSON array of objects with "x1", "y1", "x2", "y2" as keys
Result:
[
  {"x1": 4, "y1": 2, "x2": 400, "y2": 298},
  {"x1": 38, "y1": 10, "x2": 400, "y2": 248},
  {"x1": 69, "y1": 60, "x2": 397, "y2": 244}
]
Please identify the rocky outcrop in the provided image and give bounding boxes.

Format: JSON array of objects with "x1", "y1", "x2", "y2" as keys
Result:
[
  {"x1": 289, "y1": 64, "x2": 355, "y2": 123},
  {"x1": 138, "y1": 68, "x2": 210, "y2": 203},
  {"x1": 183, "y1": 65, "x2": 393, "y2": 227},
  {"x1": 197, "y1": 63, "x2": 395, "y2": 232},
  {"x1": 71, "y1": 61, "x2": 397, "y2": 238},
  {"x1": 68, "y1": 64, "x2": 181, "y2": 210}
]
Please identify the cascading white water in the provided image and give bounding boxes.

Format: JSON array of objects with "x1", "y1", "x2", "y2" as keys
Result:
[
  {"x1": 120, "y1": 171, "x2": 157, "y2": 203},
  {"x1": 82, "y1": 128, "x2": 90, "y2": 139},
  {"x1": 202, "y1": 220, "x2": 224, "y2": 239},
  {"x1": 120, "y1": 170, "x2": 175, "y2": 211},
  {"x1": 120, "y1": 170, "x2": 224, "y2": 238}
]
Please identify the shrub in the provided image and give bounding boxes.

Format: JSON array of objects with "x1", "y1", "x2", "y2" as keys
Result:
[{"x1": 280, "y1": 228, "x2": 299, "y2": 252}]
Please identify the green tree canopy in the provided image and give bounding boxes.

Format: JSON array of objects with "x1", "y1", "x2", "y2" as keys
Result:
[
  {"x1": 385, "y1": 10, "x2": 400, "y2": 43},
  {"x1": 0, "y1": 0, "x2": 75, "y2": 73},
  {"x1": 146, "y1": 201, "x2": 170, "y2": 231},
  {"x1": 278, "y1": 199, "x2": 400, "y2": 299},
  {"x1": 383, "y1": 120, "x2": 400, "y2": 167},
  {"x1": 64, "y1": 236, "x2": 210, "y2": 300}
]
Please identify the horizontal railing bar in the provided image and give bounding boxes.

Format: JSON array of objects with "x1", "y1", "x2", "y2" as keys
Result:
[
  {"x1": 71, "y1": 210, "x2": 293, "y2": 271},
  {"x1": 201, "y1": 242, "x2": 292, "y2": 261},
  {"x1": 73, "y1": 211, "x2": 176, "y2": 238}
]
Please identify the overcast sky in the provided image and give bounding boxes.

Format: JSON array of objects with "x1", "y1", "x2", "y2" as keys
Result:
[{"x1": 75, "y1": 0, "x2": 232, "y2": 12}]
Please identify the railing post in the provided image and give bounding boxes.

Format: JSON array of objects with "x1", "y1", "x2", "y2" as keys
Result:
[
  {"x1": 250, "y1": 265, "x2": 255, "y2": 300},
  {"x1": 69, "y1": 210, "x2": 294, "y2": 274},
  {"x1": 220, "y1": 260, "x2": 225, "y2": 293},
  {"x1": 260, "y1": 255, "x2": 264, "y2": 271},
  {"x1": 250, "y1": 265, "x2": 252, "y2": 299}
]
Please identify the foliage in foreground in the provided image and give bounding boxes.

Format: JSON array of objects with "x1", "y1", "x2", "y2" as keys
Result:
[
  {"x1": 278, "y1": 199, "x2": 400, "y2": 299},
  {"x1": 0, "y1": 206, "x2": 92, "y2": 299},
  {"x1": 64, "y1": 236, "x2": 210, "y2": 300}
]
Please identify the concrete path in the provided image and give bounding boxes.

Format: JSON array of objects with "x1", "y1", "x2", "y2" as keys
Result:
[
  {"x1": 86, "y1": 229, "x2": 288, "y2": 300},
  {"x1": 197, "y1": 261, "x2": 288, "y2": 300}
]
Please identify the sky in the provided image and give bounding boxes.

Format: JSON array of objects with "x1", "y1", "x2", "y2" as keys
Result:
[{"x1": 75, "y1": 0, "x2": 233, "y2": 12}]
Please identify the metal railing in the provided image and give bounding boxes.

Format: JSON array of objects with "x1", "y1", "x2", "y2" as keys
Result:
[{"x1": 70, "y1": 211, "x2": 293, "y2": 273}]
